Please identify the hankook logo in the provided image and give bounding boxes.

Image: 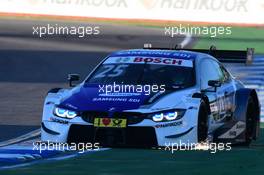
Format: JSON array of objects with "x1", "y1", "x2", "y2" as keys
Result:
[
  {"x1": 26, "y1": 0, "x2": 128, "y2": 7},
  {"x1": 140, "y1": 0, "x2": 249, "y2": 12},
  {"x1": 140, "y1": 0, "x2": 159, "y2": 9}
]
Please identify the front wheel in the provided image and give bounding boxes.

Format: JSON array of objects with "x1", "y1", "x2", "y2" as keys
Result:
[{"x1": 197, "y1": 101, "x2": 209, "y2": 142}]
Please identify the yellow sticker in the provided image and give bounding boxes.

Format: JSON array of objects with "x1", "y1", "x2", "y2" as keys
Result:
[{"x1": 94, "y1": 118, "x2": 127, "y2": 128}]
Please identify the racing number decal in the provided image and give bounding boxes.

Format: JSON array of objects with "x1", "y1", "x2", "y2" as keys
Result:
[
  {"x1": 94, "y1": 65, "x2": 113, "y2": 78},
  {"x1": 94, "y1": 65, "x2": 128, "y2": 78},
  {"x1": 214, "y1": 88, "x2": 235, "y2": 121},
  {"x1": 218, "y1": 96, "x2": 225, "y2": 113},
  {"x1": 108, "y1": 65, "x2": 129, "y2": 77}
]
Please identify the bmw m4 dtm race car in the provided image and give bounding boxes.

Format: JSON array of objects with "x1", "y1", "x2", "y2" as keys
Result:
[{"x1": 41, "y1": 46, "x2": 260, "y2": 147}]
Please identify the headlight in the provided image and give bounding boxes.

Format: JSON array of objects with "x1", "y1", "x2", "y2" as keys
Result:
[
  {"x1": 54, "y1": 106, "x2": 78, "y2": 119},
  {"x1": 150, "y1": 110, "x2": 185, "y2": 122}
]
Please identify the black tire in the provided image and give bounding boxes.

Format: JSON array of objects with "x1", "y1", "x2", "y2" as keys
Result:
[
  {"x1": 244, "y1": 97, "x2": 256, "y2": 145},
  {"x1": 197, "y1": 101, "x2": 209, "y2": 142}
]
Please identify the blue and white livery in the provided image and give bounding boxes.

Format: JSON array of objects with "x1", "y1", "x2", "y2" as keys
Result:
[{"x1": 41, "y1": 48, "x2": 260, "y2": 147}]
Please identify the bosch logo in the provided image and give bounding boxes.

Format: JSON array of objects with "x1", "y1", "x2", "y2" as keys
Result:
[{"x1": 134, "y1": 57, "x2": 182, "y2": 65}]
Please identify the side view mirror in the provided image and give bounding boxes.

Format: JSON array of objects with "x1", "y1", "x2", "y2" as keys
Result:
[
  {"x1": 207, "y1": 80, "x2": 221, "y2": 92},
  {"x1": 208, "y1": 80, "x2": 221, "y2": 88},
  {"x1": 68, "y1": 74, "x2": 80, "y2": 87}
]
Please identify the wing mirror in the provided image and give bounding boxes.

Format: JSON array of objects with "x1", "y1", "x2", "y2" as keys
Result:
[
  {"x1": 208, "y1": 80, "x2": 221, "y2": 88},
  {"x1": 68, "y1": 74, "x2": 80, "y2": 87},
  {"x1": 208, "y1": 80, "x2": 221, "y2": 92}
]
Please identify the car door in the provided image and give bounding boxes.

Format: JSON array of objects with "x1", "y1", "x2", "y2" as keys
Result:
[
  {"x1": 217, "y1": 64, "x2": 236, "y2": 120},
  {"x1": 200, "y1": 58, "x2": 235, "y2": 123}
]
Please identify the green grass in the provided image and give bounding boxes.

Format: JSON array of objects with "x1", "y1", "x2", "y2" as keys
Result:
[
  {"x1": 138, "y1": 24, "x2": 264, "y2": 54},
  {"x1": 1, "y1": 15, "x2": 263, "y2": 54},
  {"x1": 135, "y1": 23, "x2": 264, "y2": 54},
  {"x1": 193, "y1": 26, "x2": 264, "y2": 54},
  {"x1": 2, "y1": 127, "x2": 264, "y2": 175}
]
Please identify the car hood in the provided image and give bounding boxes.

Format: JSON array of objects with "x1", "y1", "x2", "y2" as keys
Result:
[
  {"x1": 59, "y1": 84, "x2": 196, "y2": 112},
  {"x1": 59, "y1": 84, "x2": 161, "y2": 112}
]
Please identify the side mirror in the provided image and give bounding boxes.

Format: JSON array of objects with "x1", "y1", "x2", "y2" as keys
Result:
[
  {"x1": 208, "y1": 80, "x2": 221, "y2": 88},
  {"x1": 68, "y1": 74, "x2": 80, "y2": 87},
  {"x1": 207, "y1": 80, "x2": 221, "y2": 92}
]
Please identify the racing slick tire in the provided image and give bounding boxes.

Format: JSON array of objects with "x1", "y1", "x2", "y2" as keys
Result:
[
  {"x1": 244, "y1": 96, "x2": 257, "y2": 146},
  {"x1": 197, "y1": 101, "x2": 209, "y2": 142}
]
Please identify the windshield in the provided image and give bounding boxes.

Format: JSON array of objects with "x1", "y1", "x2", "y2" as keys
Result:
[{"x1": 86, "y1": 56, "x2": 195, "y2": 88}]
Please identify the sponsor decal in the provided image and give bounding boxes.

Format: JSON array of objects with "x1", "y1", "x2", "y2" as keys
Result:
[
  {"x1": 93, "y1": 97, "x2": 141, "y2": 103},
  {"x1": 210, "y1": 102, "x2": 218, "y2": 113},
  {"x1": 134, "y1": 57, "x2": 183, "y2": 65},
  {"x1": 236, "y1": 122, "x2": 246, "y2": 129},
  {"x1": 218, "y1": 121, "x2": 246, "y2": 139},
  {"x1": 229, "y1": 131, "x2": 237, "y2": 137},
  {"x1": 115, "y1": 57, "x2": 131, "y2": 63},
  {"x1": 102, "y1": 118, "x2": 111, "y2": 126},
  {"x1": 94, "y1": 118, "x2": 127, "y2": 128},
  {"x1": 103, "y1": 56, "x2": 193, "y2": 67},
  {"x1": 64, "y1": 103, "x2": 78, "y2": 110},
  {"x1": 147, "y1": 91, "x2": 166, "y2": 103},
  {"x1": 49, "y1": 117, "x2": 69, "y2": 124},
  {"x1": 155, "y1": 121, "x2": 182, "y2": 128},
  {"x1": 99, "y1": 92, "x2": 141, "y2": 97},
  {"x1": 113, "y1": 50, "x2": 194, "y2": 58},
  {"x1": 150, "y1": 107, "x2": 173, "y2": 112}
]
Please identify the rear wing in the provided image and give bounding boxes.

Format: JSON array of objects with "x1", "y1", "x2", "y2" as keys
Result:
[{"x1": 143, "y1": 44, "x2": 254, "y2": 65}]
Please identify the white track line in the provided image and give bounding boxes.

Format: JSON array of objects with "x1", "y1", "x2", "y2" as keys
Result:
[
  {"x1": 181, "y1": 33, "x2": 192, "y2": 48},
  {"x1": 0, "y1": 148, "x2": 110, "y2": 170},
  {"x1": 0, "y1": 129, "x2": 40, "y2": 147},
  {"x1": 0, "y1": 154, "x2": 30, "y2": 159}
]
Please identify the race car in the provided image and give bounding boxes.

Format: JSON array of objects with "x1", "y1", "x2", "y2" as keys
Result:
[{"x1": 41, "y1": 46, "x2": 260, "y2": 147}]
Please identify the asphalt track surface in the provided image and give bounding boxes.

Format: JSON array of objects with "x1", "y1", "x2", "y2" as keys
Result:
[{"x1": 0, "y1": 18, "x2": 193, "y2": 141}]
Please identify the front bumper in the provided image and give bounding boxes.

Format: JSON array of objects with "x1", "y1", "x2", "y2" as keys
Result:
[
  {"x1": 67, "y1": 124, "x2": 157, "y2": 147},
  {"x1": 41, "y1": 107, "x2": 198, "y2": 147}
]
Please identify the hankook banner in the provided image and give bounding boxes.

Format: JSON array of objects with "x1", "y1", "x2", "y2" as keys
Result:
[{"x1": 0, "y1": 0, "x2": 263, "y2": 25}]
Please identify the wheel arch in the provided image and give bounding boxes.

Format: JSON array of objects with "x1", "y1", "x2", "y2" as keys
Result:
[
  {"x1": 234, "y1": 88, "x2": 260, "y2": 121},
  {"x1": 234, "y1": 88, "x2": 260, "y2": 141},
  {"x1": 249, "y1": 89, "x2": 261, "y2": 120},
  {"x1": 192, "y1": 92, "x2": 211, "y2": 115}
]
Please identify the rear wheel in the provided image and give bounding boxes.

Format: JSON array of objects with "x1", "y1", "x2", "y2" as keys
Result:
[
  {"x1": 244, "y1": 97, "x2": 256, "y2": 145},
  {"x1": 197, "y1": 101, "x2": 209, "y2": 142}
]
